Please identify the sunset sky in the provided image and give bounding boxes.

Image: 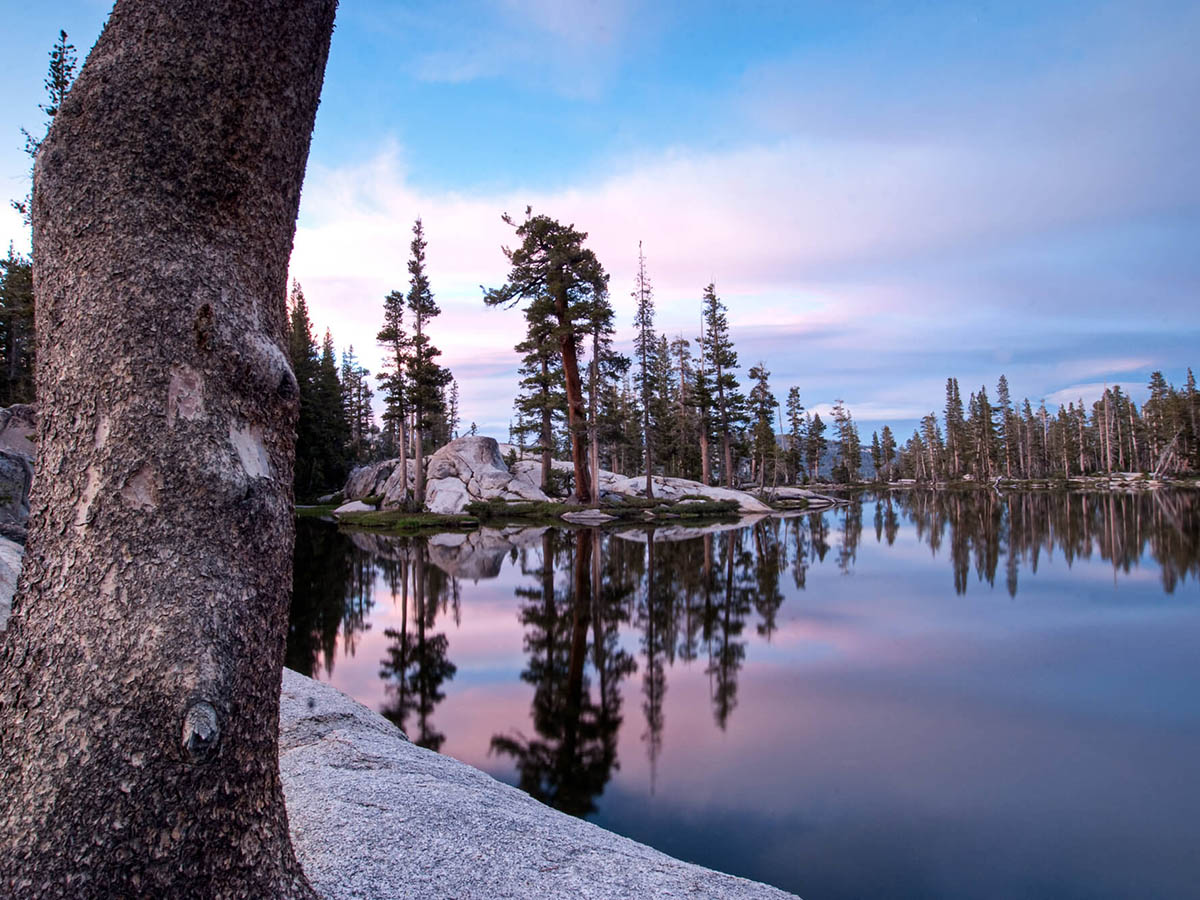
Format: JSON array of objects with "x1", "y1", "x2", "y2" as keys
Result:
[{"x1": 2, "y1": 1, "x2": 1197, "y2": 439}]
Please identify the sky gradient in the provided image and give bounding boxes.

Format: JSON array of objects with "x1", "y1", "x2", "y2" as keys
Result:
[{"x1": 2, "y1": 1, "x2": 1197, "y2": 439}]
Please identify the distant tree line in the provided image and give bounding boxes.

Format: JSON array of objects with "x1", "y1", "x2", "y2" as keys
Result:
[{"x1": 889, "y1": 371, "x2": 1200, "y2": 483}]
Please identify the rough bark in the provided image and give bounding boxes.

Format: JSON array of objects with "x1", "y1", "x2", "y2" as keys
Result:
[
  {"x1": 398, "y1": 416, "x2": 410, "y2": 509},
  {"x1": 557, "y1": 329, "x2": 593, "y2": 503},
  {"x1": 540, "y1": 356, "x2": 552, "y2": 493},
  {"x1": 414, "y1": 422, "x2": 426, "y2": 508},
  {"x1": 0, "y1": 2, "x2": 336, "y2": 897}
]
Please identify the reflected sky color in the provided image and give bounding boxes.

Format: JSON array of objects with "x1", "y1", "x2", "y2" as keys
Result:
[{"x1": 290, "y1": 491, "x2": 1200, "y2": 898}]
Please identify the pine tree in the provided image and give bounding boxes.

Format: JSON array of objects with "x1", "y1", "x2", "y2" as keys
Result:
[
  {"x1": 920, "y1": 412, "x2": 945, "y2": 481},
  {"x1": 996, "y1": 375, "x2": 1016, "y2": 478},
  {"x1": 806, "y1": 412, "x2": 827, "y2": 479},
  {"x1": 747, "y1": 363, "x2": 777, "y2": 488},
  {"x1": 879, "y1": 424, "x2": 897, "y2": 481},
  {"x1": 647, "y1": 334, "x2": 675, "y2": 476},
  {"x1": 967, "y1": 385, "x2": 997, "y2": 479},
  {"x1": 0, "y1": 246, "x2": 35, "y2": 405},
  {"x1": 13, "y1": 31, "x2": 78, "y2": 223},
  {"x1": 0, "y1": 3, "x2": 337, "y2": 892},
  {"x1": 944, "y1": 377, "x2": 966, "y2": 478},
  {"x1": 405, "y1": 218, "x2": 452, "y2": 508},
  {"x1": 693, "y1": 312, "x2": 717, "y2": 484},
  {"x1": 1187, "y1": 369, "x2": 1199, "y2": 468},
  {"x1": 485, "y1": 209, "x2": 609, "y2": 503},
  {"x1": 667, "y1": 335, "x2": 699, "y2": 478},
  {"x1": 512, "y1": 296, "x2": 566, "y2": 492},
  {"x1": 700, "y1": 283, "x2": 746, "y2": 487},
  {"x1": 287, "y1": 281, "x2": 321, "y2": 496},
  {"x1": 316, "y1": 330, "x2": 350, "y2": 488},
  {"x1": 585, "y1": 288, "x2": 625, "y2": 498},
  {"x1": 632, "y1": 242, "x2": 657, "y2": 498},
  {"x1": 447, "y1": 378, "x2": 460, "y2": 440},
  {"x1": 340, "y1": 346, "x2": 374, "y2": 463},
  {"x1": 830, "y1": 399, "x2": 860, "y2": 482},
  {"x1": 377, "y1": 288, "x2": 409, "y2": 500},
  {"x1": 784, "y1": 387, "x2": 805, "y2": 482}
]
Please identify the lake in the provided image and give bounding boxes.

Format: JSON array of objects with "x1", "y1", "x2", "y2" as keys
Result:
[{"x1": 288, "y1": 490, "x2": 1200, "y2": 899}]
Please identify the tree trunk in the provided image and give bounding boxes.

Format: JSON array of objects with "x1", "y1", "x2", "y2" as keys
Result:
[
  {"x1": 557, "y1": 329, "x2": 592, "y2": 503},
  {"x1": 0, "y1": 2, "x2": 335, "y2": 896},
  {"x1": 540, "y1": 357, "x2": 552, "y2": 493},
  {"x1": 699, "y1": 428, "x2": 711, "y2": 485},
  {"x1": 588, "y1": 351, "x2": 600, "y2": 508},
  {"x1": 414, "y1": 421, "x2": 426, "y2": 508}
]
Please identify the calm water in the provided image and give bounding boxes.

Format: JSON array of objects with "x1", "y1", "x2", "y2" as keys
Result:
[{"x1": 288, "y1": 491, "x2": 1200, "y2": 900}]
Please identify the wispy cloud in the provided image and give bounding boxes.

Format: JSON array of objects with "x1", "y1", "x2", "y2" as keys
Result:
[{"x1": 375, "y1": 0, "x2": 639, "y2": 98}]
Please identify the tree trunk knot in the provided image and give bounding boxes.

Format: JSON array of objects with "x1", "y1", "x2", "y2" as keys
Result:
[{"x1": 182, "y1": 701, "x2": 220, "y2": 763}]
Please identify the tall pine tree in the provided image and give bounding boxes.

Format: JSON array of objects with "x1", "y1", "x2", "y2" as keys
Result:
[{"x1": 485, "y1": 209, "x2": 609, "y2": 503}]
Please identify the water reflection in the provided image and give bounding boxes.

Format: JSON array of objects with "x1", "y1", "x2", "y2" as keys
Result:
[
  {"x1": 376, "y1": 542, "x2": 458, "y2": 751},
  {"x1": 289, "y1": 490, "x2": 1200, "y2": 899},
  {"x1": 490, "y1": 531, "x2": 633, "y2": 816},
  {"x1": 287, "y1": 524, "x2": 375, "y2": 677},
  {"x1": 891, "y1": 489, "x2": 1200, "y2": 595}
]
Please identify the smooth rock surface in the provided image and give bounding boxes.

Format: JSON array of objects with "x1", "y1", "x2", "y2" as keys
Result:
[
  {"x1": 561, "y1": 509, "x2": 616, "y2": 524},
  {"x1": 0, "y1": 404, "x2": 35, "y2": 528},
  {"x1": 424, "y1": 436, "x2": 552, "y2": 514},
  {"x1": 0, "y1": 404, "x2": 36, "y2": 459},
  {"x1": 612, "y1": 516, "x2": 771, "y2": 544},
  {"x1": 280, "y1": 668, "x2": 799, "y2": 900},
  {"x1": 333, "y1": 500, "x2": 375, "y2": 516},
  {"x1": 0, "y1": 451, "x2": 33, "y2": 526},
  {"x1": 344, "y1": 459, "x2": 399, "y2": 502},
  {"x1": 0, "y1": 536, "x2": 20, "y2": 629}
]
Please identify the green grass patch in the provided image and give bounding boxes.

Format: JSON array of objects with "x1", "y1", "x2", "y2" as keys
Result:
[
  {"x1": 335, "y1": 509, "x2": 479, "y2": 533},
  {"x1": 464, "y1": 499, "x2": 572, "y2": 522},
  {"x1": 463, "y1": 496, "x2": 743, "y2": 525},
  {"x1": 670, "y1": 499, "x2": 741, "y2": 518},
  {"x1": 295, "y1": 503, "x2": 339, "y2": 518}
]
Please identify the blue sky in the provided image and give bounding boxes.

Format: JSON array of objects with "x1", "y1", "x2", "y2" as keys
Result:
[{"x1": 2, "y1": 1, "x2": 1198, "y2": 439}]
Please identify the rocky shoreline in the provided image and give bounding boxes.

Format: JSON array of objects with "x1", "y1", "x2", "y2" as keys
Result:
[
  {"x1": 281, "y1": 668, "x2": 799, "y2": 900},
  {"x1": 0, "y1": 589, "x2": 800, "y2": 899},
  {"x1": 335, "y1": 435, "x2": 842, "y2": 526}
]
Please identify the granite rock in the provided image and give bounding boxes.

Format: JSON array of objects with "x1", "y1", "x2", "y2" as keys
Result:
[{"x1": 280, "y1": 669, "x2": 799, "y2": 900}]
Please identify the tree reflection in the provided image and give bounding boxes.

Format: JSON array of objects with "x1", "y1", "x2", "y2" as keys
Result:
[
  {"x1": 288, "y1": 519, "x2": 375, "y2": 677},
  {"x1": 491, "y1": 530, "x2": 633, "y2": 817},
  {"x1": 378, "y1": 540, "x2": 457, "y2": 751},
  {"x1": 886, "y1": 489, "x2": 1200, "y2": 595},
  {"x1": 291, "y1": 488, "x2": 1200, "y2": 817},
  {"x1": 706, "y1": 530, "x2": 751, "y2": 730}
]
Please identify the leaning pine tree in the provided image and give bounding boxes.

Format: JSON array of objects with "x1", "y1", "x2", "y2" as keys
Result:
[
  {"x1": 484, "y1": 208, "x2": 609, "y2": 503},
  {"x1": 0, "y1": 2, "x2": 336, "y2": 897}
]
